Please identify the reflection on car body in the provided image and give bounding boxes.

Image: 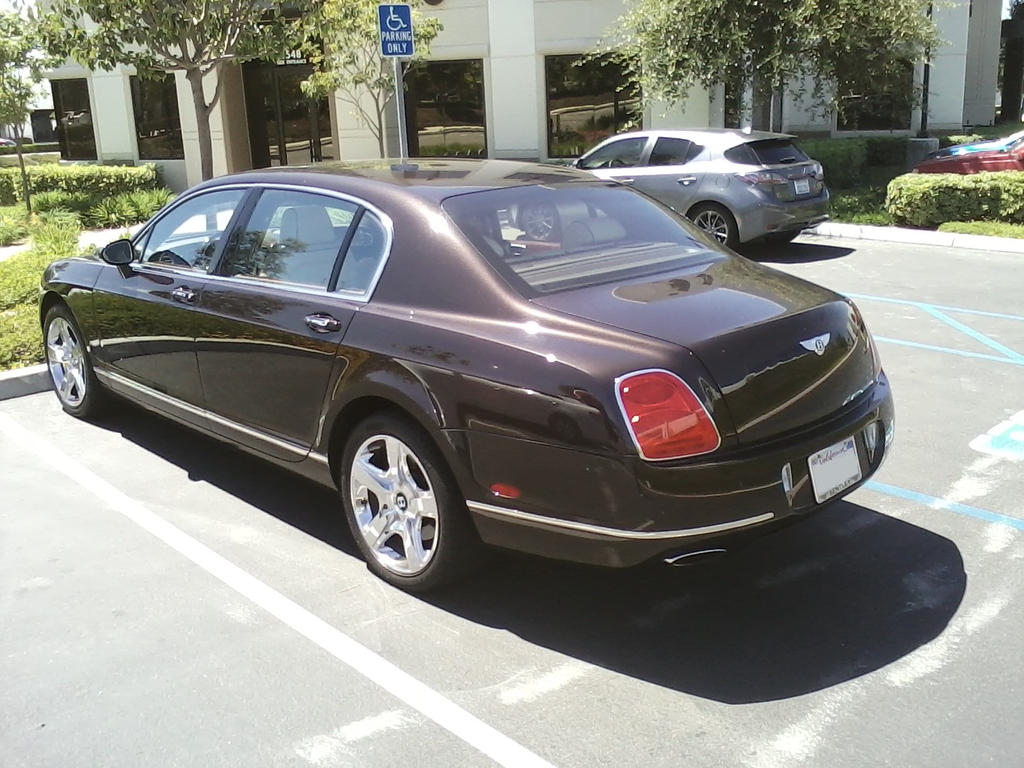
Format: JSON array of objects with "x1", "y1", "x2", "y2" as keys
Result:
[{"x1": 40, "y1": 159, "x2": 893, "y2": 592}]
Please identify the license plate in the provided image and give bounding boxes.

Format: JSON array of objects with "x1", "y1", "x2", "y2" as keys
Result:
[
  {"x1": 794, "y1": 178, "x2": 811, "y2": 195},
  {"x1": 807, "y1": 436, "x2": 862, "y2": 503}
]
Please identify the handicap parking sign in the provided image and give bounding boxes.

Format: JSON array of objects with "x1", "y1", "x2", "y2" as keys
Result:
[
  {"x1": 970, "y1": 410, "x2": 1024, "y2": 460},
  {"x1": 379, "y1": 4, "x2": 414, "y2": 57}
]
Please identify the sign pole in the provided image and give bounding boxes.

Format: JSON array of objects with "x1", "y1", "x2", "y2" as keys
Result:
[{"x1": 394, "y1": 56, "x2": 407, "y2": 162}]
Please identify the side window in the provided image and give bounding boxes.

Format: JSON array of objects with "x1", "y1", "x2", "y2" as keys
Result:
[
  {"x1": 649, "y1": 138, "x2": 701, "y2": 166},
  {"x1": 142, "y1": 189, "x2": 245, "y2": 271},
  {"x1": 220, "y1": 189, "x2": 357, "y2": 289},
  {"x1": 578, "y1": 137, "x2": 647, "y2": 170},
  {"x1": 336, "y1": 213, "x2": 388, "y2": 295}
]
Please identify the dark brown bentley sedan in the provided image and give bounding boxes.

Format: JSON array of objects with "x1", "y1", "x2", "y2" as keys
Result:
[{"x1": 40, "y1": 160, "x2": 894, "y2": 591}]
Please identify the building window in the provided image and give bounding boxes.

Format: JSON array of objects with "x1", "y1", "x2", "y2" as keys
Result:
[
  {"x1": 836, "y1": 62, "x2": 914, "y2": 131},
  {"x1": 50, "y1": 79, "x2": 97, "y2": 160},
  {"x1": 404, "y1": 59, "x2": 486, "y2": 158},
  {"x1": 131, "y1": 75, "x2": 185, "y2": 160},
  {"x1": 545, "y1": 54, "x2": 641, "y2": 159}
]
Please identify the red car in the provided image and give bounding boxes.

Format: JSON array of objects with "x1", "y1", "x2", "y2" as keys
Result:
[{"x1": 914, "y1": 137, "x2": 1024, "y2": 174}]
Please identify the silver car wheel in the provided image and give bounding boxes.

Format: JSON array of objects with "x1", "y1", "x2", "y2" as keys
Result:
[
  {"x1": 519, "y1": 203, "x2": 557, "y2": 241},
  {"x1": 46, "y1": 317, "x2": 87, "y2": 408},
  {"x1": 693, "y1": 210, "x2": 730, "y2": 244},
  {"x1": 349, "y1": 434, "x2": 439, "y2": 576}
]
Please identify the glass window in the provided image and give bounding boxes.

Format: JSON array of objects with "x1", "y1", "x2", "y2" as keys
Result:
[
  {"x1": 443, "y1": 184, "x2": 720, "y2": 295},
  {"x1": 649, "y1": 138, "x2": 701, "y2": 166},
  {"x1": 220, "y1": 189, "x2": 356, "y2": 289},
  {"x1": 404, "y1": 59, "x2": 487, "y2": 158},
  {"x1": 725, "y1": 139, "x2": 809, "y2": 166},
  {"x1": 130, "y1": 75, "x2": 184, "y2": 160},
  {"x1": 337, "y1": 213, "x2": 388, "y2": 295},
  {"x1": 577, "y1": 137, "x2": 647, "y2": 170},
  {"x1": 837, "y1": 61, "x2": 914, "y2": 131},
  {"x1": 50, "y1": 79, "x2": 97, "y2": 160},
  {"x1": 142, "y1": 189, "x2": 246, "y2": 271},
  {"x1": 545, "y1": 54, "x2": 641, "y2": 159}
]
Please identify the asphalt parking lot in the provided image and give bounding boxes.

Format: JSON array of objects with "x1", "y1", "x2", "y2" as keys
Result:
[{"x1": 2, "y1": 234, "x2": 1023, "y2": 768}]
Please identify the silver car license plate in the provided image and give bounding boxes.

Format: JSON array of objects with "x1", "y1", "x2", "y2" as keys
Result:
[{"x1": 808, "y1": 436, "x2": 862, "y2": 503}]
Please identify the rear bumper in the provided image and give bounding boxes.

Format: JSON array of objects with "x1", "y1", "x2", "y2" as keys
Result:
[
  {"x1": 457, "y1": 371, "x2": 893, "y2": 568},
  {"x1": 737, "y1": 189, "x2": 830, "y2": 242}
]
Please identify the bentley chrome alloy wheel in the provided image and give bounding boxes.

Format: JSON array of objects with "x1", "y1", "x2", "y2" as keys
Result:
[
  {"x1": 46, "y1": 316, "x2": 87, "y2": 408},
  {"x1": 349, "y1": 434, "x2": 439, "y2": 576}
]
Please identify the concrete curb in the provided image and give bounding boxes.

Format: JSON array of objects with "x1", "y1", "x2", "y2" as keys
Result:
[
  {"x1": 809, "y1": 221, "x2": 1024, "y2": 254},
  {"x1": 0, "y1": 364, "x2": 50, "y2": 402}
]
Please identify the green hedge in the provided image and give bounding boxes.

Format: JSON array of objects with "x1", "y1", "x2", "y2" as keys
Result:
[
  {"x1": 0, "y1": 142, "x2": 60, "y2": 156},
  {"x1": 938, "y1": 134, "x2": 985, "y2": 149},
  {"x1": 798, "y1": 138, "x2": 867, "y2": 188},
  {"x1": 864, "y1": 137, "x2": 908, "y2": 167},
  {"x1": 0, "y1": 164, "x2": 161, "y2": 205},
  {"x1": 885, "y1": 171, "x2": 1024, "y2": 228}
]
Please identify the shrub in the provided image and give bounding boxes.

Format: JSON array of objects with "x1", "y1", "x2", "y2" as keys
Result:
[
  {"x1": 123, "y1": 188, "x2": 175, "y2": 220},
  {"x1": 0, "y1": 163, "x2": 161, "y2": 205},
  {"x1": 31, "y1": 215, "x2": 82, "y2": 261},
  {"x1": 0, "y1": 206, "x2": 30, "y2": 246},
  {"x1": 864, "y1": 137, "x2": 908, "y2": 167},
  {"x1": 938, "y1": 134, "x2": 985, "y2": 149},
  {"x1": 885, "y1": 171, "x2": 1024, "y2": 228},
  {"x1": 0, "y1": 142, "x2": 60, "y2": 156},
  {"x1": 32, "y1": 190, "x2": 95, "y2": 216},
  {"x1": 799, "y1": 138, "x2": 867, "y2": 188},
  {"x1": 0, "y1": 303, "x2": 41, "y2": 371}
]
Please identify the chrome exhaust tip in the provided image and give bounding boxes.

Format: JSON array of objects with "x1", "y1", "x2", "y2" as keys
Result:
[{"x1": 662, "y1": 548, "x2": 728, "y2": 566}]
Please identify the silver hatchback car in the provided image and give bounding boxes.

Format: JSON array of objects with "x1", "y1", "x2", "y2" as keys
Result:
[{"x1": 575, "y1": 129, "x2": 829, "y2": 249}]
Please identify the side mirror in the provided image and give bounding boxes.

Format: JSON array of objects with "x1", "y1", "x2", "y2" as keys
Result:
[
  {"x1": 100, "y1": 239, "x2": 134, "y2": 266},
  {"x1": 570, "y1": 157, "x2": 582, "y2": 168}
]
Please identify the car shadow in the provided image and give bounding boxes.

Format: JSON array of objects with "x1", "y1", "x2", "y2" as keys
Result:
[
  {"x1": 95, "y1": 404, "x2": 964, "y2": 705},
  {"x1": 741, "y1": 240, "x2": 855, "y2": 263}
]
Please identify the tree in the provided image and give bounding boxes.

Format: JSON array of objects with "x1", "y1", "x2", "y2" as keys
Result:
[
  {"x1": 0, "y1": 10, "x2": 56, "y2": 214},
  {"x1": 595, "y1": 0, "x2": 939, "y2": 131},
  {"x1": 302, "y1": 0, "x2": 442, "y2": 159},
  {"x1": 40, "y1": 0, "x2": 311, "y2": 180}
]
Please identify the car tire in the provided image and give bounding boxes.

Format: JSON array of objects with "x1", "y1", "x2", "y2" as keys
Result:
[
  {"x1": 763, "y1": 231, "x2": 800, "y2": 244},
  {"x1": 689, "y1": 203, "x2": 740, "y2": 250},
  {"x1": 43, "y1": 303, "x2": 106, "y2": 419},
  {"x1": 339, "y1": 412, "x2": 483, "y2": 592}
]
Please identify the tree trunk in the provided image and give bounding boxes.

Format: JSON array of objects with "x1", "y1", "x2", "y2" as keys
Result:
[
  {"x1": 186, "y1": 68, "x2": 215, "y2": 180},
  {"x1": 14, "y1": 137, "x2": 30, "y2": 215},
  {"x1": 750, "y1": 74, "x2": 774, "y2": 131}
]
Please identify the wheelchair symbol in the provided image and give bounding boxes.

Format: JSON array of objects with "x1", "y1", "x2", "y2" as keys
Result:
[{"x1": 385, "y1": 6, "x2": 408, "y2": 31}]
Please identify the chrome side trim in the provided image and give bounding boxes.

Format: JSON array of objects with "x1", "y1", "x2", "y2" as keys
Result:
[
  {"x1": 95, "y1": 368, "x2": 309, "y2": 459},
  {"x1": 466, "y1": 500, "x2": 774, "y2": 540},
  {"x1": 309, "y1": 452, "x2": 330, "y2": 467}
]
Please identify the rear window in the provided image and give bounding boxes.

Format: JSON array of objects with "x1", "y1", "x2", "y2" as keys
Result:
[
  {"x1": 442, "y1": 184, "x2": 721, "y2": 295},
  {"x1": 725, "y1": 139, "x2": 808, "y2": 166}
]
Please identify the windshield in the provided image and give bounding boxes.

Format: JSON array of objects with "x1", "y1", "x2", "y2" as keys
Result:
[{"x1": 442, "y1": 184, "x2": 722, "y2": 295}]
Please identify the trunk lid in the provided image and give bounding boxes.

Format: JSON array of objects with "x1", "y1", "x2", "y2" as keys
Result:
[{"x1": 535, "y1": 256, "x2": 877, "y2": 445}]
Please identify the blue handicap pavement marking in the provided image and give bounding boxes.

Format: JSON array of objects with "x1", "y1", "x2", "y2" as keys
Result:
[
  {"x1": 970, "y1": 410, "x2": 1024, "y2": 461},
  {"x1": 865, "y1": 481, "x2": 1024, "y2": 532},
  {"x1": 379, "y1": 4, "x2": 414, "y2": 57},
  {"x1": 843, "y1": 292, "x2": 1024, "y2": 366}
]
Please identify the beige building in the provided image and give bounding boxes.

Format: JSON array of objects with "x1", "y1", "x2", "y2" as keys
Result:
[{"x1": 44, "y1": 0, "x2": 1004, "y2": 191}]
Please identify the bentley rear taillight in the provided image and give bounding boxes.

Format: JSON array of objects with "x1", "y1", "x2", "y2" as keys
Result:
[{"x1": 615, "y1": 370, "x2": 721, "y2": 460}]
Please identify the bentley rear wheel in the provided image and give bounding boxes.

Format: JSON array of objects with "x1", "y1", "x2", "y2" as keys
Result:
[{"x1": 339, "y1": 413, "x2": 482, "y2": 591}]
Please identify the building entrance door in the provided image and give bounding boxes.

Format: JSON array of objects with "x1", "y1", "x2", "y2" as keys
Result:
[{"x1": 243, "y1": 63, "x2": 334, "y2": 168}]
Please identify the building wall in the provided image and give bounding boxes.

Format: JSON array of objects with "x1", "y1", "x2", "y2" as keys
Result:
[
  {"x1": 963, "y1": 0, "x2": 1003, "y2": 126},
  {"x1": 44, "y1": 0, "x2": 999, "y2": 185}
]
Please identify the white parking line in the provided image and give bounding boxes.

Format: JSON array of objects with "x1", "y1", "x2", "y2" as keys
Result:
[{"x1": 0, "y1": 414, "x2": 557, "y2": 768}]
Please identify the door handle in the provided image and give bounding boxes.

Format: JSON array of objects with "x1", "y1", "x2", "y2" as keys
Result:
[
  {"x1": 677, "y1": 176, "x2": 698, "y2": 186},
  {"x1": 305, "y1": 313, "x2": 342, "y2": 333},
  {"x1": 171, "y1": 286, "x2": 196, "y2": 303}
]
